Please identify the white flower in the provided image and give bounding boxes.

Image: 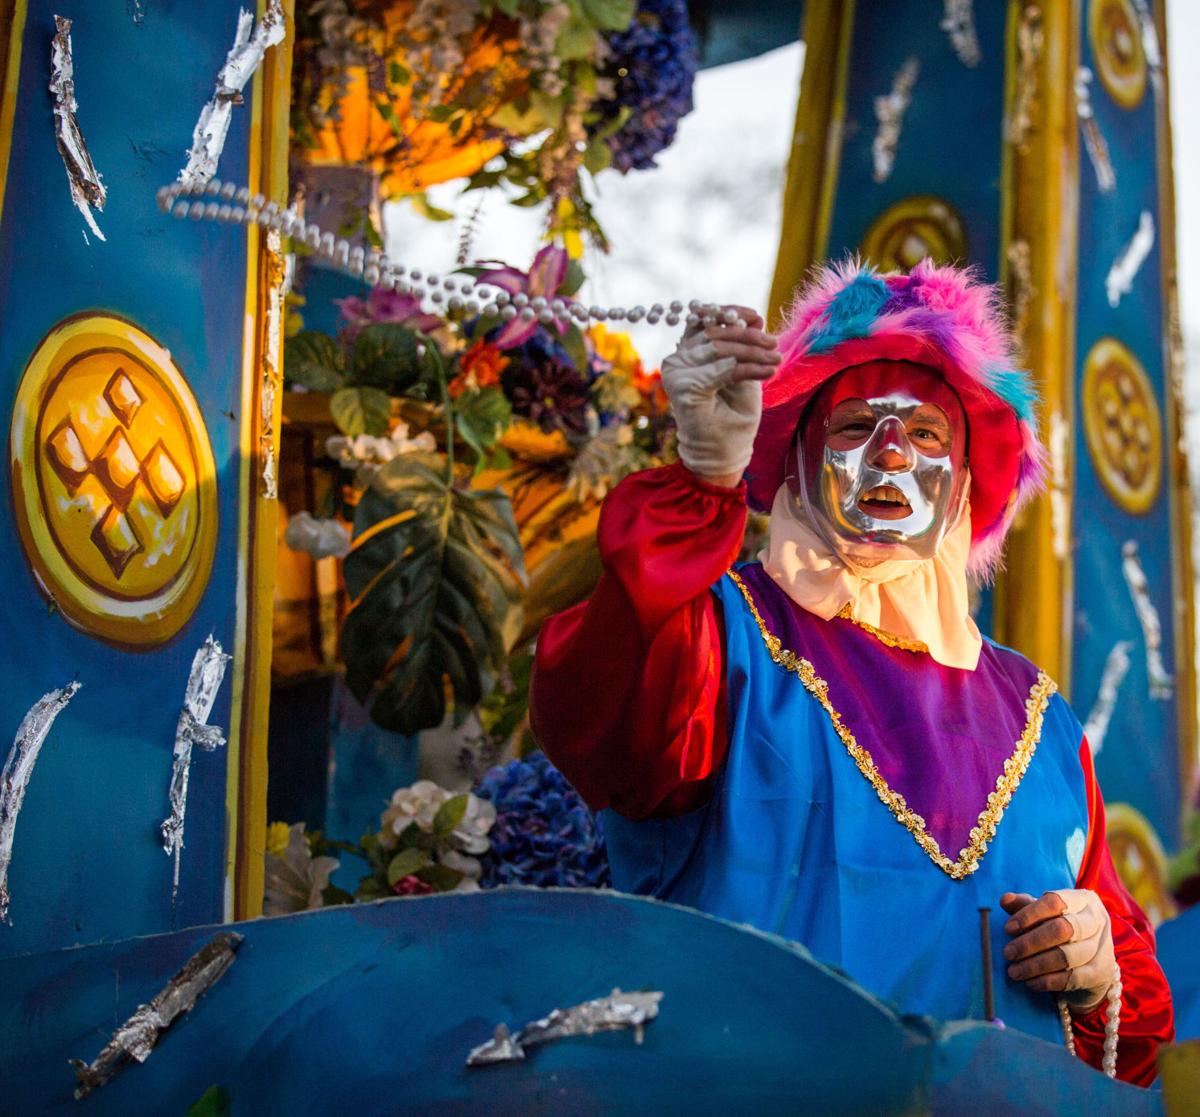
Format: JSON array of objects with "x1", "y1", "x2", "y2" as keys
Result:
[
  {"x1": 263, "y1": 823, "x2": 340, "y2": 916},
  {"x1": 325, "y1": 425, "x2": 438, "y2": 486},
  {"x1": 284, "y1": 511, "x2": 351, "y2": 559},
  {"x1": 378, "y1": 779, "x2": 449, "y2": 849},
  {"x1": 448, "y1": 794, "x2": 496, "y2": 855}
]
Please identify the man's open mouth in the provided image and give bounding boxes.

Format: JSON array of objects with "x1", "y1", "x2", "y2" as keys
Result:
[{"x1": 857, "y1": 485, "x2": 911, "y2": 520}]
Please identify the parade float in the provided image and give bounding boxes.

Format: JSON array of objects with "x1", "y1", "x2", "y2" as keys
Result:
[{"x1": 0, "y1": 0, "x2": 1196, "y2": 1111}]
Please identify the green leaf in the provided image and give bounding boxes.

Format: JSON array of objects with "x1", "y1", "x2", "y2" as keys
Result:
[
  {"x1": 410, "y1": 193, "x2": 456, "y2": 222},
  {"x1": 561, "y1": 324, "x2": 589, "y2": 373},
  {"x1": 556, "y1": 10, "x2": 598, "y2": 59},
  {"x1": 352, "y1": 322, "x2": 424, "y2": 393},
  {"x1": 581, "y1": 0, "x2": 635, "y2": 30},
  {"x1": 184, "y1": 1086, "x2": 230, "y2": 1117},
  {"x1": 433, "y1": 793, "x2": 468, "y2": 838},
  {"x1": 455, "y1": 387, "x2": 512, "y2": 464},
  {"x1": 560, "y1": 259, "x2": 587, "y2": 297},
  {"x1": 321, "y1": 884, "x2": 356, "y2": 906},
  {"x1": 386, "y1": 847, "x2": 430, "y2": 885},
  {"x1": 355, "y1": 876, "x2": 390, "y2": 901},
  {"x1": 330, "y1": 386, "x2": 392, "y2": 437},
  {"x1": 495, "y1": 0, "x2": 520, "y2": 14},
  {"x1": 583, "y1": 137, "x2": 613, "y2": 175},
  {"x1": 415, "y1": 863, "x2": 465, "y2": 892},
  {"x1": 341, "y1": 453, "x2": 526, "y2": 735},
  {"x1": 284, "y1": 331, "x2": 346, "y2": 392},
  {"x1": 388, "y1": 61, "x2": 412, "y2": 85},
  {"x1": 479, "y1": 648, "x2": 534, "y2": 748}
]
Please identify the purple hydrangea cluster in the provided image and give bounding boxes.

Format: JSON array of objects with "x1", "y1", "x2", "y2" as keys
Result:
[
  {"x1": 499, "y1": 331, "x2": 593, "y2": 438},
  {"x1": 591, "y1": 0, "x2": 699, "y2": 173},
  {"x1": 474, "y1": 751, "x2": 611, "y2": 889}
]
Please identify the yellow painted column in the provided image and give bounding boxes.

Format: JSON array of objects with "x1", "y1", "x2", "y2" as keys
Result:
[
  {"x1": 766, "y1": 0, "x2": 856, "y2": 330},
  {"x1": 228, "y1": 0, "x2": 295, "y2": 922},
  {"x1": 992, "y1": 0, "x2": 1081, "y2": 693}
]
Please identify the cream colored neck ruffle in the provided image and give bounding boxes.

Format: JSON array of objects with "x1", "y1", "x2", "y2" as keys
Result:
[{"x1": 759, "y1": 485, "x2": 982, "y2": 671}]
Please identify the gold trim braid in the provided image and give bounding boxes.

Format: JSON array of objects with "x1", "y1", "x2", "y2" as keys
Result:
[
  {"x1": 728, "y1": 570, "x2": 1057, "y2": 880},
  {"x1": 834, "y1": 604, "x2": 929, "y2": 653}
]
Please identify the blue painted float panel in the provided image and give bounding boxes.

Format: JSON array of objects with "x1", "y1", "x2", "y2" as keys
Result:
[
  {"x1": 0, "y1": 890, "x2": 1166, "y2": 1116},
  {"x1": 0, "y1": 2, "x2": 256, "y2": 954}
]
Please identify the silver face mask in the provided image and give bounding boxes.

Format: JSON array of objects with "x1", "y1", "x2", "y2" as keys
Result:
[{"x1": 801, "y1": 391, "x2": 969, "y2": 563}]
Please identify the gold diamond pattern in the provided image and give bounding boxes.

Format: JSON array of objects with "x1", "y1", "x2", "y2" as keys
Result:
[
  {"x1": 90, "y1": 503, "x2": 143, "y2": 578},
  {"x1": 92, "y1": 428, "x2": 142, "y2": 508},
  {"x1": 102, "y1": 368, "x2": 143, "y2": 426},
  {"x1": 141, "y1": 440, "x2": 186, "y2": 517},
  {"x1": 13, "y1": 315, "x2": 217, "y2": 648},
  {"x1": 46, "y1": 419, "x2": 91, "y2": 492}
]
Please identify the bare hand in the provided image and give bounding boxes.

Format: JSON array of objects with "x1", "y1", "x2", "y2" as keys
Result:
[{"x1": 1000, "y1": 890, "x2": 1116, "y2": 1011}]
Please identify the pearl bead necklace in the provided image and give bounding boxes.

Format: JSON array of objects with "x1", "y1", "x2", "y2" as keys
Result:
[
  {"x1": 156, "y1": 178, "x2": 747, "y2": 331},
  {"x1": 1056, "y1": 965, "x2": 1121, "y2": 1079}
]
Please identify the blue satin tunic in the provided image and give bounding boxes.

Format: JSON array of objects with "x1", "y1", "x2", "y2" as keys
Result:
[{"x1": 601, "y1": 569, "x2": 1091, "y2": 1042}]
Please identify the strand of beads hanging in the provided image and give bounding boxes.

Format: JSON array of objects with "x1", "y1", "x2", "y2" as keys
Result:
[
  {"x1": 155, "y1": 179, "x2": 747, "y2": 331},
  {"x1": 1055, "y1": 964, "x2": 1121, "y2": 1079}
]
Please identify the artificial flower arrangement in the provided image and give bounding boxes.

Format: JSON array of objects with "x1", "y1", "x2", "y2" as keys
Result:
[
  {"x1": 290, "y1": 0, "x2": 698, "y2": 250},
  {"x1": 263, "y1": 753, "x2": 611, "y2": 914},
  {"x1": 282, "y1": 244, "x2": 673, "y2": 739}
]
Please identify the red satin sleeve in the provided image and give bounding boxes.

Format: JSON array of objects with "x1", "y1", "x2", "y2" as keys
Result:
[
  {"x1": 1070, "y1": 738, "x2": 1174, "y2": 1085},
  {"x1": 530, "y1": 462, "x2": 747, "y2": 819}
]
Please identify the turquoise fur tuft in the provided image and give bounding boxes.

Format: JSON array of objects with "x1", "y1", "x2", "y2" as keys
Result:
[
  {"x1": 808, "y1": 272, "x2": 891, "y2": 354},
  {"x1": 986, "y1": 366, "x2": 1038, "y2": 422}
]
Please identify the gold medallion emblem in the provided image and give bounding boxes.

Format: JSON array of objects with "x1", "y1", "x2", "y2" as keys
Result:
[
  {"x1": 10, "y1": 314, "x2": 217, "y2": 647},
  {"x1": 1081, "y1": 337, "x2": 1161, "y2": 515},
  {"x1": 860, "y1": 196, "x2": 968, "y2": 273},
  {"x1": 1088, "y1": 0, "x2": 1148, "y2": 110}
]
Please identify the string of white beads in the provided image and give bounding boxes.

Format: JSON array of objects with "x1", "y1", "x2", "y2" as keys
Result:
[
  {"x1": 156, "y1": 178, "x2": 748, "y2": 331},
  {"x1": 1056, "y1": 964, "x2": 1121, "y2": 1079}
]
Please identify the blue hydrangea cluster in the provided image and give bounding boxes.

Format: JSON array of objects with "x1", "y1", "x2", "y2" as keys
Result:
[
  {"x1": 591, "y1": 0, "x2": 699, "y2": 173},
  {"x1": 474, "y1": 751, "x2": 611, "y2": 889}
]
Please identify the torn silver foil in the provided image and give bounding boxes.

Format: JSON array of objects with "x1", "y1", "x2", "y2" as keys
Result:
[
  {"x1": 940, "y1": 0, "x2": 982, "y2": 67},
  {"x1": 1121, "y1": 541, "x2": 1173, "y2": 700},
  {"x1": 872, "y1": 58, "x2": 919, "y2": 184},
  {"x1": 161, "y1": 637, "x2": 231, "y2": 898},
  {"x1": 467, "y1": 989, "x2": 663, "y2": 1066},
  {"x1": 1105, "y1": 210, "x2": 1155, "y2": 309},
  {"x1": 1074, "y1": 67, "x2": 1117, "y2": 194},
  {"x1": 70, "y1": 932, "x2": 243, "y2": 1099},
  {"x1": 0, "y1": 682, "x2": 80, "y2": 923},
  {"x1": 1083, "y1": 641, "x2": 1133, "y2": 757},
  {"x1": 178, "y1": 1, "x2": 286, "y2": 188},
  {"x1": 49, "y1": 16, "x2": 106, "y2": 240}
]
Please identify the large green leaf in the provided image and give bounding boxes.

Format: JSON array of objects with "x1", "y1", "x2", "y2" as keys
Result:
[
  {"x1": 455, "y1": 387, "x2": 512, "y2": 467},
  {"x1": 352, "y1": 323, "x2": 425, "y2": 394},
  {"x1": 330, "y1": 386, "x2": 392, "y2": 436},
  {"x1": 581, "y1": 0, "x2": 636, "y2": 31},
  {"x1": 284, "y1": 331, "x2": 346, "y2": 391},
  {"x1": 341, "y1": 453, "x2": 526, "y2": 735}
]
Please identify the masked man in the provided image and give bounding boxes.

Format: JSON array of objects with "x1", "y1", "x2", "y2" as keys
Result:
[{"x1": 531, "y1": 261, "x2": 1173, "y2": 1084}]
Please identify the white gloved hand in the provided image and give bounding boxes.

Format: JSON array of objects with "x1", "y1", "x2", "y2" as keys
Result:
[
  {"x1": 1001, "y1": 888, "x2": 1118, "y2": 1012},
  {"x1": 660, "y1": 306, "x2": 779, "y2": 484}
]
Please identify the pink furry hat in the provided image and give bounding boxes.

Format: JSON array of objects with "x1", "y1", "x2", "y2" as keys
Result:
[{"x1": 746, "y1": 258, "x2": 1045, "y2": 578}]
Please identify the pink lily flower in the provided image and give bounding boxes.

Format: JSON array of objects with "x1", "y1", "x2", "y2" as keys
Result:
[
  {"x1": 475, "y1": 244, "x2": 571, "y2": 350},
  {"x1": 335, "y1": 287, "x2": 444, "y2": 343}
]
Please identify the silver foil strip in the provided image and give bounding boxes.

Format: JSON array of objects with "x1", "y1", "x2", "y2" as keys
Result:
[
  {"x1": 872, "y1": 58, "x2": 919, "y2": 184},
  {"x1": 161, "y1": 638, "x2": 231, "y2": 899},
  {"x1": 49, "y1": 16, "x2": 106, "y2": 240},
  {"x1": 1106, "y1": 210, "x2": 1155, "y2": 309},
  {"x1": 0, "y1": 682, "x2": 80, "y2": 923},
  {"x1": 1083, "y1": 641, "x2": 1133, "y2": 756},
  {"x1": 940, "y1": 0, "x2": 982, "y2": 67},
  {"x1": 70, "y1": 931, "x2": 243, "y2": 1099},
  {"x1": 1121, "y1": 541, "x2": 1173, "y2": 699},
  {"x1": 1074, "y1": 68, "x2": 1116, "y2": 194},
  {"x1": 467, "y1": 989, "x2": 663, "y2": 1066},
  {"x1": 178, "y1": 0, "x2": 286, "y2": 188}
]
